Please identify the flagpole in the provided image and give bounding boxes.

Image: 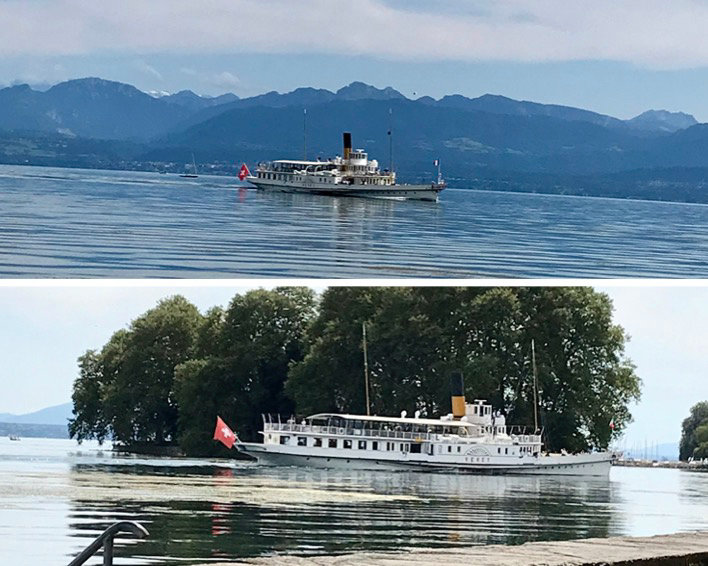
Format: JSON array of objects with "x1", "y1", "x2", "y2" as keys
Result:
[{"x1": 362, "y1": 322, "x2": 371, "y2": 416}]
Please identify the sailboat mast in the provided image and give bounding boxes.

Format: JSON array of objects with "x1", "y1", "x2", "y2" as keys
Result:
[
  {"x1": 531, "y1": 339, "x2": 539, "y2": 432},
  {"x1": 362, "y1": 321, "x2": 371, "y2": 416}
]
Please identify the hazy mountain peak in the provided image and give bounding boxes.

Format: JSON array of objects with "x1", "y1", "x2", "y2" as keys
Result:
[
  {"x1": 0, "y1": 402, "x2": 73, "y2": 425},
  {"x1": 336, "y1": 81, "x2": 406, "y2": 101},
  {"x1": 48, "y1": 77, "x2": 146, "y2": 99},
  {"x1": 3, "y1": 83, "x2": 32, "y2": 93},
  {"x1": 626, "y1": 109, "x2": 698, "y2": 133},
  {"x1": 476, "y1": 93, "x2": 514, "y2": 102}
]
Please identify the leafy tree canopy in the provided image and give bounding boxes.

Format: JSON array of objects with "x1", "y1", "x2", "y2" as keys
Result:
[
  {"x1": 174, "y1": 287, "x2": 316, "y2": 456},
  {"x1": 69, "y1": 295, "x2": 203, "y2": 445},
  {"x1": 679, "y1": 401, "x2": 708, "y2": 460}
]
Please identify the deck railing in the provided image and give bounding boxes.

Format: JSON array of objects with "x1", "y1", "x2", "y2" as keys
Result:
[
  {"x1": 263, "y1": 422, "x2": 541, "y2": 444},
  {"x1": 68, "y1": 521, "x2": 149, "y2": 566}
]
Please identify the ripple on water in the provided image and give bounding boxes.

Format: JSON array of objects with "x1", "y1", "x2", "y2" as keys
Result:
[
  {"x1": 1, "y1": 439, "x2": 708, "y2": 565},
  {"x1": 2, "y1": 165, "x2": 708, "y2": 277}
]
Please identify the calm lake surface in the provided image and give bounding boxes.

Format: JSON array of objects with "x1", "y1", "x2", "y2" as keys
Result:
[
  {"x1": 1, "y1": 438, "x2": 707, "y2": 565},
  {"x1": 2, "y1": 165, "x2": 708, "y2": 277}
]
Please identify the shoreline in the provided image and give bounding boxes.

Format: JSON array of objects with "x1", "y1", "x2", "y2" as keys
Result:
[{"x1": 197, "y1": 531, "x2": 708, "y2": 566}]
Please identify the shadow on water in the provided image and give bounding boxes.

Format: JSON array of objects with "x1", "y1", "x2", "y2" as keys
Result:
[{"x1": 63, "y1": 463, "x2": 617, "y2": 565}]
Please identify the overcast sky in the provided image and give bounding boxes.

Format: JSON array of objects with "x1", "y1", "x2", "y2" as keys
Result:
[
  {"x1": 2, "y1": 1, "x2": 708, "y2": 119},
  {"x1": 0, "y1": 283, "x2": 705, "y2": 447}
]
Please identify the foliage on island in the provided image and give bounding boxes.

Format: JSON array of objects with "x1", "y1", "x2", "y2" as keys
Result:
[
  {"x1": 679, "y1": 401, "x2": 708, "y2": 461},
  {"x1": 69, "y1": 287, "x2": 641, "y2": 456}
]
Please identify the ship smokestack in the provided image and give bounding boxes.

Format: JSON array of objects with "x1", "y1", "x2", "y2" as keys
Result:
[
  {"x1": 450, "y1": 371, "x2": 466, "y2": 420},
  {"x1": 343, "y1": 132, "x2": 352, "y2": 160}
]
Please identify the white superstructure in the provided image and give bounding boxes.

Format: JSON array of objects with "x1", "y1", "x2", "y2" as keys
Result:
[
  {"x1": 246, "y1": 132, "x2": 445, "y2": 202},
  {"x1": 236, "y1": 397, "x2": 615, "y2": 477}
]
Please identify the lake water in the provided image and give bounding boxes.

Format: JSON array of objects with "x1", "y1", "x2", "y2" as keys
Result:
[
  {"x1": 1, "y1": 438, "x2": 707, "y2": 565},
  {"x1": 2, "y1": 165, "x2": 708, "y2": 277}
]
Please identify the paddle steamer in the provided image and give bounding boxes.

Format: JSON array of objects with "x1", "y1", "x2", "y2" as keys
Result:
[
  {"x1": 236, "y1": 373, "x2": 615, "y2": 476},
  {"x1": 245, "y1": 133, "x2": 445, "y2": 202}
]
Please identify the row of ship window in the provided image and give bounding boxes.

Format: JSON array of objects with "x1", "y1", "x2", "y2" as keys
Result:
[
  {"x1": 277, "y1": 435, "x2": 533, "y2": 457},
  {"x1": 282, "y1": 435, "x2": 404, "y2": 452},
  {"x1": 259, "y1": 172, "x2": 333, "y2": 183}
]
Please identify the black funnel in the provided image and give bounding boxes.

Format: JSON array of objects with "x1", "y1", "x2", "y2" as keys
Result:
[{"x1": 450, "y1": 371, "x2": 464, "y2": 397}]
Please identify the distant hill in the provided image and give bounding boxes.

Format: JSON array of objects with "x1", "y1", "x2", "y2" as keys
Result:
[
  {"x1": 626, "y1": 110, "x2": 698, "y2": 133},
  {"x1": 436, "y1": 93, "x2": 625, "y2": 130},
  {"x1": 0, "y1": 78, "x2": 234, "y2": 140},
  {"x1": 0, "y1": 402, "x2": 73, "y2": 426},
  {"x1": 156, "y1": 97, "x2": 657, "y2": 176},
  {"x1": 162, "y1": 90, "x2": 239, "y2": 112}
]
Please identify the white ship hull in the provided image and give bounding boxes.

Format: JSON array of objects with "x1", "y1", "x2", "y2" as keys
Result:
[
  {"x1": 237, "y1": 442, "x2": 613, "y2": 477},
  {"x1": 247, "y1": 178, "x2": 442, "y2": 202}
]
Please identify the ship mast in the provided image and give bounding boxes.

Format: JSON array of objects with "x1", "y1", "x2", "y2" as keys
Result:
[
  {"x1": 531, "y1": 338, "x2": 539, "y2": 432},
  {"x1": 303, "y1": 108, "x2": 307, "y2": 161},
  {"x1": 362, "y1": 321, "x2": 371, "y2": 416},
  {"x1": 388, "y1": 107, "x2": 394, "y2": 173}
]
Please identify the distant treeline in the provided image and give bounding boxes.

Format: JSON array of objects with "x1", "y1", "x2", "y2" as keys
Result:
[
  {"x1": 0, "y1": 422, "x2": 68, "y2": 439},
  {"x1": 69, "y1": 287, "x2": 641, "y2": 457}
]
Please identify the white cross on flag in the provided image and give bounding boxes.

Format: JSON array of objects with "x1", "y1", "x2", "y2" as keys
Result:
[
  {"x1": 213, "y1": 416, "x2": 237, "y2": 449},
  {"x1": 238, "y1": 163, "x2": 251, "y2": 181}
]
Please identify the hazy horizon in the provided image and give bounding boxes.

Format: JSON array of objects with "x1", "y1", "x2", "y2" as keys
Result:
[{"x1": 3, "y1": 1, "x2": 708, "y2": 120}]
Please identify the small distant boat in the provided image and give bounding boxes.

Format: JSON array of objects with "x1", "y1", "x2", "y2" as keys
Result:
[
  {"x1": 180, "y1": 154, "x2": 199, "y2": 178},
  {"x1": 8, "y1": 435, "x2": 20, "y2": 441}
]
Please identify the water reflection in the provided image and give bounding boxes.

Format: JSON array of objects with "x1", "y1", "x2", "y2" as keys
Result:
[
  {"x1": 2, "y1": 439, "x2": 708, "y2": 565},
  {"x1": 58, "y1": 463, "x2": 619, "y2": 564}
]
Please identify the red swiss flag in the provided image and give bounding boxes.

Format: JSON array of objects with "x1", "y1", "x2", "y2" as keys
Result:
[
  {"x1": 238, "y1": 164, "x2": 250, "y2": 181},
  {"x1": 213, "y1": 416, "x2": 236, "y2": 449}
]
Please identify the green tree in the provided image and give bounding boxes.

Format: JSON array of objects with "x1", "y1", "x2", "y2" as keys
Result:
[
  {"x1": 679, "y1": 401, "x2": 708, "y2": 460},
  {"x1": 174, "y1": 287, "x2": 316, "y2": 456},
  {"x1": 69, "y1": 296, "x2": 203, "y2": 445},
  {"x1": 68, "y1": 350, "x2": 110, "y2": 443},
  {"x1": 514, "y1": 287, "x2": 640, "y2": 451}
]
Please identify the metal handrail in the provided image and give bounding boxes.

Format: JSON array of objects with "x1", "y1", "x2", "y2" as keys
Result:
[
  {"x1": 68, "y1": 521, "x2": 149, "y2": 566},
  {"x1": 264, "y1": 422, "x2": 543, "y2": 444}
]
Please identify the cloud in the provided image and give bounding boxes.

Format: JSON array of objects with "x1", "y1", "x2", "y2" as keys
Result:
[
  {"x1": 3, "y1": 0, "x2": 708, "y2": 69},
  {"x1": 211, "y1": 71, "x2": 240, "y2": 88},
  {"x1": 134, "y1": 59, "x2": 163, "y2": 81}
]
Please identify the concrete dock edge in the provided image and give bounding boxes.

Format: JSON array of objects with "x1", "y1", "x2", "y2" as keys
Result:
[{"x1": 202, "y1": 531, "x2": 708, "y2": 566}]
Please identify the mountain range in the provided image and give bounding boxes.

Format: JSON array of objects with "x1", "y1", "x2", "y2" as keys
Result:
[
  {"x1": 1, "y1": 77, "x2": 708, "y2": 202},
  {"x1": 0, "y1": 402, "x2": 73, "y2": 426},
  {"x1": 0, "y1": 403, "x2": 70, "y2": 439}
]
